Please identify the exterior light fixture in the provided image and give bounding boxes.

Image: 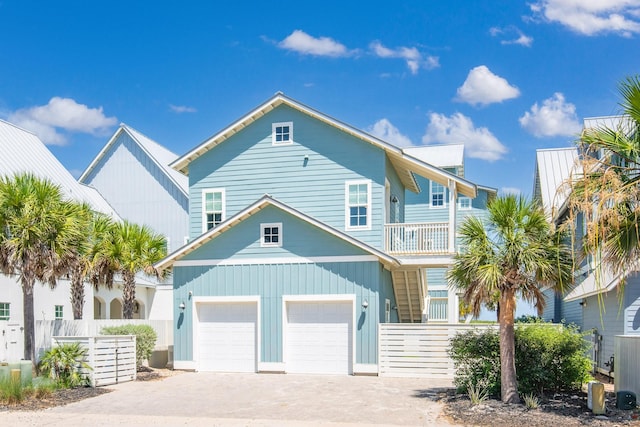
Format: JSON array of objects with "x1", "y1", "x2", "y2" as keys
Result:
[
  {"x1": 179, "y1": 301, "x2": 186, "y2": 311},
  {"x1": 362, "y1": 300, "x2": 369, "y2": 309},
  {"x1": 390, "y1": 196, "x2": 399, "y2": 203}
]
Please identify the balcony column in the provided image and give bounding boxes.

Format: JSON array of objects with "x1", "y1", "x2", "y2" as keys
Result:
[{"x1": 448, "y1": 179, "x2": 457, "y2": 253}]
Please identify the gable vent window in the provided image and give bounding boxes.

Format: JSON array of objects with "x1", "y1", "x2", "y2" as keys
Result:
[
  {"x1": 261, "y1": 223, "x2": 282, "y2": 247},
  {"x1": 272, "y1": 122, "x2": 293, "y2": 145}
]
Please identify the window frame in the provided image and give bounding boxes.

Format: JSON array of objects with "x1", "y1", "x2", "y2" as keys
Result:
[
  {"x1": 260, "y1": 222, "x2": 283, "y2": 248},
  {"x1": 458, "y1": 196, "x2": 471, "y2": 210},
  {"x1": 345, "y1": 179, "x2": 372, "y2": 231},
  {"x1": 54, "y1": 305, "x2": 63, "y2": 320},
  {"x1": 272, "y1": 121, "x2": 293, "y2": 146},
  {"x1": 427, "y1": 289, "x2": 448, "y2": 322},
  {"x1": 430, "y1": 181, "x2": 446, "y2": 208},
  {"x1": 0, "y1": 302, "x2": 9, "y2": 320},
  {"x1": 202, "y1": 188, "x2": 226, "y2": 233}
]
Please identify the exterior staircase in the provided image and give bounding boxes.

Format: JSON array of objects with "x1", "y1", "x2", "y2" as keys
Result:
[{"x1": 391, "y1": 269, "x2": 427, "y2": 323}]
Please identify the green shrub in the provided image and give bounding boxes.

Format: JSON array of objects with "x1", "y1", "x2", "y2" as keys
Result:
[
  {"x1": 39, "y1": 342, "x2": 91, "y2": 388},
  {"x1": 0, "y1": 377, "x2": 28, "y2": 404},
  {"x1": 101, "y1": 324, "x2": 157, "y2": 370},
  {"x1": 449, "y1": 322, "x2": 592, "y2": 396}
]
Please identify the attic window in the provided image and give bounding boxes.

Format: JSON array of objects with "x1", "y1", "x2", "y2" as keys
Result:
[
  {"x1": 261, "y1": 223, "x2": 282, "y2": 247},
  {"x1": 272, "y1": 122, "x2": 293, "y2": 145}
]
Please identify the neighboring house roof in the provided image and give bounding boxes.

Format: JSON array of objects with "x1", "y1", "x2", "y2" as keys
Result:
[
  {"x1": 403, "y1": 144, "x2": 464, "y2": 171},
  {"x1": 170, "y1": 93, "x2": 477, "y2": 198},
  {"x1": 583, "y1": 115, "x2": 634, "y2": 133},
  {"x1": 0, "y1": 119, "x2": 119, "y2": 218},
  {"x1": 564, "y1": 268, "x2": 623, "y2": 302},
  {"x1": 533, "y1": 147, "x2": 580, "y2": 221},
  {"x1": 155, "y1": 195, "x2": 400, "y2": 271},
  {"x1": 79, "y1": 124, "x2": 188, "y2": 197}
]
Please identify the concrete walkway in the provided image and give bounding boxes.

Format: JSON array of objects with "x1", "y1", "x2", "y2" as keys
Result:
[{"x1": 0, "y1": 373, "x2": 456, "y2": 426}]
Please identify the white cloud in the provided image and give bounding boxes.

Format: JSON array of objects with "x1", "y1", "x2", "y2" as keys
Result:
[
  {"x1": 278, "y1": 30, "x2": 351, "y2": 57},
  {"x1": 489, "y1": 26, "x2": 534, "y2": 46},
  {"x1": 519, "y1": 93, "x2": 582, "y2": 137},
  {"x1": 369, "y1": 41, "x2": 439, "y2": 75},
  {"x1": 456, "y1": 66, "x2": 520, "y2": 106},
  {"x1": 530, "y1": 0, "x2": 640, "y2": 36},
  {"x1": 169, "y1": 104, "x2": 197, "y2": 114},
  {"x1": 8, "y1": 97, "x2": 117, "y2": 145},
  {"x1": 500, "y1": 187, "x2": 522, "y2": 196},
  {"x1": 422, "y1": 112, "x2": 508, "y2": 161},
  {"x1": 368, "y1": 118, "x2": 413, "y2": 147}
]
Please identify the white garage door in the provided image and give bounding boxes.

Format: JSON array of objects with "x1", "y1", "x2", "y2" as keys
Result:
[
  {"x1": 286, "y1": 301, "x2": 353, "y2": 374},
  {"x1": 197, "y1": 302, "x2": 257, "y2": 372}
]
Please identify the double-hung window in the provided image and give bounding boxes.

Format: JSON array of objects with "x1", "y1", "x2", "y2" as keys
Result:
[
  {"x1": 54, "y1": 305, "x2": 63, "y2": 319},
  {"x1": 272, "y1": 122, "x2": 293, "y2": 145},
  {"x1": 0, "y1": 302, "x2": 9, "y2": 320},
  {"x1": 346, "y1": 180, "x2": 371, "y2": 230},
  {"x1": 431, "y1": 181, "x2": 445, "y2": 208},
  {"x1": 202, "y1": 189, "x2": 225, "y2": 232},
  {"x1": 428, "y1": 290, "x2": 448, "y2": 321}
]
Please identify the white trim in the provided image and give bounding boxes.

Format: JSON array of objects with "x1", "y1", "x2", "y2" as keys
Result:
[
  {"x1": 201, "y1": 188, "x2": 226, "y2": 233},
  {"x1": 192, "y1": 296, "x2": 260, "y2": 373},
  {"x1": 353, "y1": 364, "x2": 378, "y2": 375},
  {"x1": 173, "y1": 360, "x2": 197, "y2": 370},
  {"x1": 345, "y1": 179, "x2": 372, "y2": 231},
  {"x1": 430, "y1": 181, "x2": 446, "y2": 208},
  {"x1": 272, "y1": 121, "x2": 293, "y2": 146},
  {"x1": 174, "y1": 255, "x2": 378, "y2": 267},
  {"x1": 282, "y1": 294, "x2": 356, "y2": 375},
  {"x1": 260, "y1": 222, "x2": 283, "y2": 248},
  {"x1": 258, "y1": 362, "x2": 285, "y2": 372}
]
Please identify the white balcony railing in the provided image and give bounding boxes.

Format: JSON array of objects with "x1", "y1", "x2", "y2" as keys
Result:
[{"x1": 384, "y1": 222, "x2": 449, "y2": 255}]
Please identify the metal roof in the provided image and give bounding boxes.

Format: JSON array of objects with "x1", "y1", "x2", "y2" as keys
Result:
[
  {"x1": 0, "y1": 119, "x2": 119, "y2": 218},
  {"x1": 80, "y1": 124, "x2": 188, "y2": 196},
  {"x1": 170, "y1": 93, "x2": 477, "y2": 198},
  {"x1": 533, "y1": 147, "x2": 580, "y2": 221},
  {"x1": 403, "y1": 144, "x2": 464, "y2": 170},
  {"x1": 583, "y1": 115, "x2": 634, "y2": 133}
]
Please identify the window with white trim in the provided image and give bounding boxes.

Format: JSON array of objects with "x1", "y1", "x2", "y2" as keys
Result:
[
  {"x1": 272, "y1": 122, "x2": 293, "y2": 145},
  {"x1": 202, "y1": 189, "x2": 225, "y2": 232},
  {"x1": 458, "y1": 196, "x2": 471, "y2": 210},
  {"x1": 431, "y1": 181, "x2": 445, "y2": 208},
  {"x1": 54, "y1": 305, "x2": 63, "y2": 319},
  {"x1": 345, "y1": 180, "x2": 371, "y2": 230},
  {"x1": 0, "y1": 302, "x2": 9, "y2": 320},
  {"x1": 428, "y1": 290, "x2": 448, "y2": 321},
  {"x1": 261, "y1": 223, "x2": 282, "y2": 247},
  {"x1": 385, "y1": 299, "x2": 391, "y2": 323}
]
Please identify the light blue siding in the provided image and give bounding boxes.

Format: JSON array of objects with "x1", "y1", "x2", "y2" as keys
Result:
[
  {"x1": 624, "y1": 273, "x2": 640, "y2": 335},
  {"x1": 385, "y1": 157, "x2": 404, "y2": 224},
  {"x1": 188, "y1": 105, "x2": 386, "y2": 249},
  {"x1": 82, "y1": 132, "x2": 189, "y2": 253},
  {"x1": 583, "y1": 291, "x2": 625, "y2": 370}
]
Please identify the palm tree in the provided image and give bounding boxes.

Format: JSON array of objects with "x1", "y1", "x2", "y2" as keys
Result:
[
  {"x1": 0, "y1": 173, "x2": 86, "y2": 363},
  {"x1": 448, "y1": 195, "x2": 572, "y2": 403},
  {"x1": 110, "y1": 221, "x2": 167, "y2": 319},
  {"x1": 568, "y1": 76, "x2": 640, "y2": 282}
]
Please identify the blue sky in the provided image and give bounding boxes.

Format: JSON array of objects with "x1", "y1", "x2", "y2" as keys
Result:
[{"x1": 1, "y1": 0, "x2": 640, "y2": 198}]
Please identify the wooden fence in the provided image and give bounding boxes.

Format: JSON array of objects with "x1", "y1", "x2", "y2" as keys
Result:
[{"x1": 53, "y1": 335, "x2": 136, "y2": 387}]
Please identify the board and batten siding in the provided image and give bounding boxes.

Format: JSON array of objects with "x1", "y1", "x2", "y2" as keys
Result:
[
  {"x1": 173, "y1": 261, "x2": 387, "y2": 367},
  {"x1": 82, "y1": 132, "x2": 188, "y2": 253},
  {"x1": 583, "y1": 290, "x2": 626, "y2": 370},
  {"x1": 385, "y1": 157, "x2": 404, "y2": 224},
  {"x1": 187, "y1": 105, "x2": 387, "y2": 249}
]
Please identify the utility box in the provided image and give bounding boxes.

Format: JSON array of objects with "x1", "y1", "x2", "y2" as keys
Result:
[
  {"x1": 588, "y1": 381, "x2": 606, "y2": 414},
  {"x1": 616, "y1": 391, "x2": 637, "y2": 410}
]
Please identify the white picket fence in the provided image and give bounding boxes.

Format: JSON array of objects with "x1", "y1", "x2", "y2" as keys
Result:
[
  {"x1": 52, "y1": 335, "x2": 137, "y2": 387},
  {"x1": 36, "y1": 319, "x2": 172, "y2": 362},
  {"x1": 378, "y1": 323, "x2": 498, "y2": 378}
]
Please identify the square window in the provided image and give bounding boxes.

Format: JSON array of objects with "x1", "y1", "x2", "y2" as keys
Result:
[
  {"x1": 272, "y1": 122, "x2": 293, "y2": 145},
  {"x1": 346, "y1": 180, "x2": 371, "y2": 230},
  {"x1": 0, "y1": 303, "x2": 9, "y2": 320},
  {"x1": 261, "y1": 223, "x2": 282, "y2": 247},
  {"x1": 203, "y1": 189, "x2": 225, "y2": 232},
  {"x1": 55, "y1": 305, "x2": 63, "y2": 319}
]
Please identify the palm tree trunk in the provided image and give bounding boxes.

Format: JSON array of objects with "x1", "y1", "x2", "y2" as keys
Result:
[
  {"x1": 21, "y1": 277, "x2": 36, "y2": 369},
  {"x1": 70, "y1": 266, "x2": 85, "y2": 320},
  {"x1": 122, "y1": 271, "x2": 136, "y2": 319},
  {"x1": 499, "y1": 287, "x2": 519, "y2": 403}
]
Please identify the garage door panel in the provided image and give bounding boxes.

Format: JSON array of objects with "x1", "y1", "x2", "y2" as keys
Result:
[
  {"x1": 197, "y1": 302, "x2": 257, "y2": 373},
  {"x1": 286, "y1": 301, "x2": 353, "y2": 375}
]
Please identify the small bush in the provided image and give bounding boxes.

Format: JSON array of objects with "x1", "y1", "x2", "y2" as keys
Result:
[
  {"x1": 449, "y1": 322, "x2": 592, "y2": 396},
  {"x1": 467, "y1": 380, "x2": 490, "y2": 405},
  {"x1": 0, "y1": 377, "x2": 27, "y2": 404},
  {"x1": 39, "y1": 342, "x2": 91, "y2": 388},
  {"x1": 101, "y1": 324, "x2": 157, "y2": 370},
  {"x1": 522, "y1": 393, "x2": 540, "y2": 409}
]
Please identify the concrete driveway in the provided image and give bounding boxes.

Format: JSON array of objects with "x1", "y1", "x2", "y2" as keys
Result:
[{"x1": 1, "y1": 372, "x2": 456, "y2": 426}]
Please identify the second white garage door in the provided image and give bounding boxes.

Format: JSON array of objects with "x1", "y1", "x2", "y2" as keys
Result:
[
  {"x1": 197, "y1": 302, "x2": 257, "y2": 373},
  {"x1": 285, "y1": 300, "x2": 353, "y2": 375}
]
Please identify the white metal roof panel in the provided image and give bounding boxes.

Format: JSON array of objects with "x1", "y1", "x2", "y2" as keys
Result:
[
  {"x1": 403, "y1": 144, "x2": 464, "y2": 169},
  {"x1": 0, "y1": 119, "x2": 119, "y2": 218},
  {"x1": 534, "y1": 147, "x2": 580, "y2": 220}
]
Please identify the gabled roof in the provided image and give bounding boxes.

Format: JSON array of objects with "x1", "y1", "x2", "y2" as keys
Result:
[
  {"x1": 155, "y1": 195, "x2": 400, "y2": 271},
  {"x1": 533, "y1": 147, "x2": 580, "y2": 221},
  {"x1": 0, "y1": 119, "x2": 119, "y2": 218},
  {"x1": 403, "y1": 144, "x2": 464, "y2": 172},
  {"x1": 80, "y1": 124, "x2": 188, "y2": 197},
  {"x1": 583, "y1": 115, "x2": 634, "y2": 133},
  {"x1": 170, "y1": 93, "x2": 477, "y2": 198}
]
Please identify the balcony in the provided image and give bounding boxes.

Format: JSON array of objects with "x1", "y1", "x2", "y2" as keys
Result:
[{"x1": 384, "y1": 222, "x2": 450, "y2": 255}]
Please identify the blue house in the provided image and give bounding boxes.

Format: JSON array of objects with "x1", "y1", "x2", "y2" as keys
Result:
[{"x1": 156, "y1": 93, "x2": 494, "y2": 374}]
